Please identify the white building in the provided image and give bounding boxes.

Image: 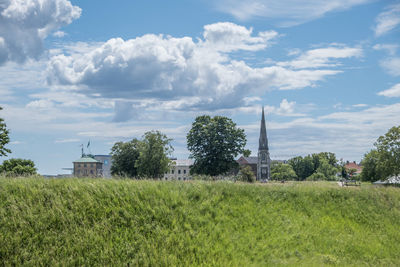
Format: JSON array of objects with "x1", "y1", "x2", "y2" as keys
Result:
[{"x1": 164, "y1": 159, "x2": 193, "y2": 180}]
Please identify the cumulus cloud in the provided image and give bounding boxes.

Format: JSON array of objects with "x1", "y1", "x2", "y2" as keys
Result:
[
  {"x1": 0, "y1": 0, "x2": 81, "y2": 65},
  {"x1": 374, "y1": 3, "x2": 400, "y2": 37},
  {"x1": 211, "y1": 0, "x2": 371, "y2": 26},
  {"x1": 373, "y1": 43, "x2": 398, "y2": 56},
  {"x1": 46, "y1": 22, "x2": 349, "y2": 119},
  {"x1": 278, "y1": 46, "x2": 362, "y2": 69},
  {"x1": 378, "y1": 83, "x2": 400, "y2": 97}
]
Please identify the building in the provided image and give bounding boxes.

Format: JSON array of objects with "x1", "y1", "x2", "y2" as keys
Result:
[
  {"x1": 73, "y1": 156, "x2": 103, "y2": 177},
  {"x1": 257, "y1": 106, "x2": 271, "y2": 181},
  {"x1": 344, "y1": 161, "x2": 363, "y2": 176},
  {"x1": 237, "y1": 156, "x2": 258, "y2": 177},
  {"x1": 94, "y1": 155, "x2": 112, "y2": 178},
  {"x1": 164, "y1": 159, "x2": 193, "y2": 180}
]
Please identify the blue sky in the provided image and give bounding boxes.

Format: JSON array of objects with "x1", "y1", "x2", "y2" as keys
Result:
[{"x1": 1, "y1": 0, "x2": 399, "y2": 174}]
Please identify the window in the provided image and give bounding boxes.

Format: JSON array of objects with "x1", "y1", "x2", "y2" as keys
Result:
[
  {"x1": 184, "y1": 169, "x2": 186, "y2": 174},
  {"x1": 262, "y1": 153, "x2": 266, "y2": 160},
  {"x1": 84, "y1": 164, "x2": 87, "y2": 167},
  {"x1": 172, "y1": 170, "x2": 174, "y2": 174},
  {"x1": 178, "y1": 169, "x2": 181, "y2": 174},
  {"x1": 90, "y1": 170, "x2": 94, "y2": 174},
  {"x1": 262, "y1": 168, "x2": 266, "y2": 174},
  {"x1": 104, "y1": 160, "x2": 108, "y2": 165}
]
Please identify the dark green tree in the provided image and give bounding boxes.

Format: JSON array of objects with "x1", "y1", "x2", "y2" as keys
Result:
[
  {"x1": 374, "y1": 125, "x2": 400, "y2": 178},
  {"x1": 0, "y1": 106, "x2": 11, "y2": 157},
  {"x1": 360, "y1": 150, "x2": 380, "y2": 182},
  {"x1": 242, "y1": 149, "x2": 251, "y2": 157},
  {"x1": 110, "y1": 139, "x2": 140, "y2": 177},
  {"x1": 270, "y1": 162, "x2": 297, "y2": 181},
  {"x1": 136, "y1": 130, "x2": 173, "y2": 178},
  {"x1": 187, "y1": 115, "x2": 246, "y2": 176},
  {"x1": 0, "y1": 158, "x2": 36, "y2": 176},
  {"x1": 288, "y1": 156, "x2": 314, "y2": 180}
]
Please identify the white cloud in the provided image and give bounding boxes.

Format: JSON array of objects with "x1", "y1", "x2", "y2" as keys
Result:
[
  {"x1": 0, "y1": 0, "x2": 81, "y2": 65},
  {"x1": 46, "y1": 23, "x2": 348, "y2": 119},
  {"x1": 54, "y1": 138, "x2": 80, "y2": 143},
  {"x1": 373, "y1": 43, "x2": 398, "y2": 56},
  {"x1": 374, "y1": 3, "x2": 400, "y2": 37},
  {"x1": 53, "y1": 31, "x2": 66, "y2": 38},
  {"x1": 278, "y1": 46, "x2": 362, "y2": 69},
  {"x1": 26, "y1": 99, "x2": 55, "y2": 109},
  {"x1": 378, "y1": 83, "x2": 400, "y2": 97},
  {"x1": 212, "y1": 0, "x2": 372, "y2": 26},
  {"x1": 352, "y1": 103, "x2": 368, "y2": 108},
  {"x1": 380, "y1": 57, "x2": 400, "y2": 76}
]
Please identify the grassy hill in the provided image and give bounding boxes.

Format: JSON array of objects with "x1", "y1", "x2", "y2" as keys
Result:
[{"x1": 0, "y1": 178, "x2": 399, "y2": 266}]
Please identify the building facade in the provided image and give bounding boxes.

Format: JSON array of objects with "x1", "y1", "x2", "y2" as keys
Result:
[
  {"x1": 257, "y1": 106, "x2": 271, "y2": 181},
  {"x1": 164, "y1": 159, "x2": 193, "y2": 180},
  {"x1": 237, "y1": 156, "x2": 258, "y2": 177},
  {"x1": 73, "y1": 157, "x2": 103, "y2": 177}
]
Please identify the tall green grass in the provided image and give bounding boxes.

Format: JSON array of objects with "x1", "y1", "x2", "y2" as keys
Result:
[{"x1": 0, "y1": 178, "x2": 399, "y2": 266}]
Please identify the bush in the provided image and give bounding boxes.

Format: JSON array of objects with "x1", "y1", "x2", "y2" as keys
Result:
[
  {"x1": 306, "y1": 172, "x2": 326, "y2": 181},
  {"x1": 237, "y1": 165, "x2": 255, "y2": 183},
  {"x1": 0, "y1": 158, "x2": 37, "y2": 177}
]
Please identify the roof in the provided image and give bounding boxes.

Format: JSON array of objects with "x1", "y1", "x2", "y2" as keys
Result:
[
  {"x1": 73, "y1": 157, "x2": 101, "y2": 163},
  {"x1": 173, "y1": 159, "x2": 194, "y2": 166},
  {"x1": 237, "y1": 156, "x2": 258, "y2": 164},
  {"x1": 344, "y1": 162, "x2": 363, "y2": 173}
]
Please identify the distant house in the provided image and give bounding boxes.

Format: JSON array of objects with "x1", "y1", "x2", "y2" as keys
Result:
[
  {"x1": 344, "y1": 161, "x2": 363, "y2": 176},
  {"x1": 73, "y1": 157, "x2": 103, "y2": 177},
  {"x1": 237, "y1": 156, "x2": 258, "y2": 177},
  {"x1": 164, "y1": 159, "x2": 193, "y2": 180},
  {"x1": 94, "y1": 155, "x2": 112, "y2": 178}
]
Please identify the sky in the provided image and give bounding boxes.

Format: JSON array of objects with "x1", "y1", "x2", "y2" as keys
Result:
[{"x1": 0, "y1": 0, "x2": 399, "y2": 175}]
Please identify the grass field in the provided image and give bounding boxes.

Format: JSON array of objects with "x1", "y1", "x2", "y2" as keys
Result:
[{"x1": 0, "y1": 178, "x2": 399, "y2": 266}]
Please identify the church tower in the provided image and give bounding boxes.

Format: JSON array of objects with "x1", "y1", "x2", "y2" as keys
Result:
[{"x1": 257, "y1": 106, "x2": 271, "y2": 181}]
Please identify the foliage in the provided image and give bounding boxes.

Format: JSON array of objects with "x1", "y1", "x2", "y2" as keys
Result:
[
  {"x1": 374, "y1": 125, "x2": 400, "y2": 178},
  {"x1": 306, "y1": 172, "x2": 326, "y2": 181},
  {"x1": 288, "y1": 155, "x2": 314, "y2": 180},
  {"x1": 0, "y1": 106, "x2": 11, "y2": 157},
  {"x1": 361, "y1": 150, "x2": 380, "y2": 182},
  {"x1": 361, "y1": 126, "x2": 400, "y2": 181},
  {"x1": 0, "y1": 158, "x2": 36, "y2": 176},
  {"x1": 315, "y1": 158, "x2": 339, "y2": 180},
  {"x1": 187, "y1": 115, "x2": 246, "y2": 176},
  {"x1": 242, "y1": 149, "x2": 251, "y2": 157},
  {"x1": 136, "y1": 131, "x2": 173, "y2": 178},
  {"x1": 1, "y1": 178, "x2": 400, "y2": 266},
  {"x1": 237, "y1": 165, "x2": 255, "y2": 183},
  {"x1": 270, "y1": 162, "x2": 297, "y2": 181},
  {"x1": 110, "y1": 139, "x2": 140, "y2": 177}
]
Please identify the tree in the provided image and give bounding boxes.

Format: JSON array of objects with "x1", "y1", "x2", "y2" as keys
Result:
[
  {"x1": 136, "y1": 131, "x2": 173, "y2": 178},
  {"x1": 187, "y1": 115, "x2": 246, "y2": 176},
  {"x1": 306, "y1": 172, "x2": 325, "y2": 181},
  {"x1": 270, "y1": 162, "x2": 297, "y2": 181},
  {"x1": 110, "y1": 139, "x2": 140, "y2": 177},
  {"x1": 242, "y1": 149, "x2": 251, "y2": 157},
  {"x1": 315, "y1": 158, "x2": 339, "y2": 181},
  {"x1": 288, "y1": 156, "x2": 314, "y2": 180},
  {"x1": 0, "y1": 106, "x2": 11, "y2": 157},
  {"x1": 0, "y1": 158, "x2": 36, "y2": 176},
  {"x1": 237, "y1": 165, "x2": 255, "y2": 183},
  {"x1": 360, "y1": 149, "x2": 380, "y2": 182},
  {"x1": 374, "y1": 125, "x2": 400, "y2": 178}
]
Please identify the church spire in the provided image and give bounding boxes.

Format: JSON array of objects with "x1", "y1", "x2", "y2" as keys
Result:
[{"x1": 259, "y1": 106, "x2": 268, "y2": 150}]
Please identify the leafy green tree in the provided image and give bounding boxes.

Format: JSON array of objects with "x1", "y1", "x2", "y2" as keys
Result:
[
  {"x1": 288, "y1": 156, "x2": 314, "y2": 180},
  {"x1": 242, "y1": 149, "x2": 251, "y2": 157},
  {"x1": 136, "y1": 131, "x2": 173, "y2": 178},
  {"x1": 374, "y1": 125, "x2": 400, "y2": 178},
  {"x1": 0, "y1": 106, "x2": 11, "y2": 157},
  {"x1": 237, "y1": 165, "x2": 255, "y2": 183},
  {"x1": 315, "y1": 158, "x2": 339, "y2": 180},
  {"x1": 360, "y1": 149, "x2": 380, "y2": 182},
  {"x1": 110, "y1": 139, "x2": 140, "y2": 177},
  {"x1": 0, "y1": 158, "x2": 36, "y2": 176},
  {"x1": 270, "y1": 162, "x2": 297, "y2": 181},
  {"x1": 187, "y1": 115, "x2": 246, "y2": 176}
]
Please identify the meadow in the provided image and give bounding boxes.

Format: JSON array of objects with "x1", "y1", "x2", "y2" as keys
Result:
[{"x1": 0, "y1": 177, "x2": 399, "y2": 266}]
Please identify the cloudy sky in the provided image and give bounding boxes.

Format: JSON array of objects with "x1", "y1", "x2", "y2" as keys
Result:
[{"x1": 0, "y1": 0, "x2": 399, "y2": 174}]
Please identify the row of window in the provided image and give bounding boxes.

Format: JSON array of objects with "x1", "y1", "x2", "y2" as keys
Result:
[
  {"x1": 76, "y1": 163, "x2": 97, "y2": 168},
  {"x1": 165, "y1": 169, "x2": 187, "y2": 175}
]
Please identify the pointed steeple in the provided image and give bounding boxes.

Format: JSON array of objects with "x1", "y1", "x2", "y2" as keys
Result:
[{"x1": 259, "y1": 106, "x2": 268, "y2": 150}]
